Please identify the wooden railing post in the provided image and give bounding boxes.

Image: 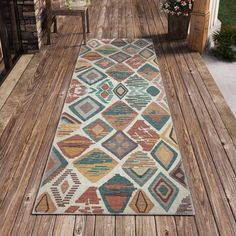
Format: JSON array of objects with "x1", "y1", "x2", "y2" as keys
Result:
[{"x1": 188, "y1": 0, "x2": 211, "y2": 53}]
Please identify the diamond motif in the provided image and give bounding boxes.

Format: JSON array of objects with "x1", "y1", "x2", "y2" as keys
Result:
[
  {"x1": 57, "y1": 135, "x2": 93, "y2": 159},
  {"x1": 109, "y1": 52, "x2": 131, "y2": 63},
  {"x1": 113, "y1": 83, "x2": 128, "y2": 99},
  {"x1": 95, "y1": 58, "x2": 115, "y2": 69},
  {"x1": 148, "y1": 172, "x2": 179, "y2": 211},
  {"x1": 146, "y1": 86, "x2": 160, "y2": 97},
  {"x1": 42, "y1": 147, "x2": 68, "y2": 185},
  {"x1": 134, "y1": 39, "x2": 149, "y2": 48},
  {"x1": 137, "y1": 63, "x2": 160, "y2": 81},
  {"x1": 82, "y1": 51, "x2": 102, "y2": 61},
  {"x1": 106, "y1": 63, "x2": 134, "y2": 82},
  {"x1": 170, "y1": 161, "x2": 187, "y2": 188},
  {"x1": 122, "y1": 44, "x2": 140, "y2": 55},
  {"x1": 78, "y1": 68, "x2": 107, "y2": 85},
  {"x1": 69, "y1": 96, "x2": 104, "y2": 121},
  {"x1": 102, "y1": 101, "x2": 138, "y2": 130},
  {"x1": 99, "y1": 174, "x2": 136, "y2": 213},
  {"x1": 122, "y1": 151, "x2": 158, "y2": 186},
  {"x1": 95, "y1": 79, "x2": 114, "y2": 103},
  {"x1": 75, "y1": 59, "x2": 92, "y2": 73},
  {"x1": 73, "y1": 149, "x2": 118, "y2": 182},
  {"x1": 88, "y1": 39, "x2": 101, "y2": 48},
  {"x1": 96, "y1": 45, "x2": 118, "y2": 55},
  {"x1": 80, "y1": 45, "x2": 91, "y2": 55},
  {"x1": 129, "y1": 190, "x2": 154, "y2": 213},
  {"x1": 102, "y1": 131, "x2": 138, "y2": 159},
  {"x1": 126, "y1": 55, "x2": 146, "y2": 69},
  {"x1": 57, "y1": 113, "x2": 81, "y2": 137},
  {"x1": 128, "y1": 120, "x2": 160, "y2": 151},
  {"x1": 139, "y1": 48, "x2": 154, "y2": 59},
  {"x1": 83, "y1": 118, "x2": 113, "y2": 142},
  {"x1": 111, "y1": 39, "x2": 127, "y2": 47},
  {"x1": 50, "y1": 169, "x2": 81, "y2": 207},
  {"x1": 142, "y1": 102, "x2": 170, "y2": 131},
  {"x1": 151, "y1": 140, "x2": 178, "y2": 170},
  {"x1": 125, "y1": 75, "x2": 151, "y2": 111}
]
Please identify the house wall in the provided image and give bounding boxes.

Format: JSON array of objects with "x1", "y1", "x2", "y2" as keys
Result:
[{"x1": 16, "y1": 0, "x2": 46, "y2": 52}]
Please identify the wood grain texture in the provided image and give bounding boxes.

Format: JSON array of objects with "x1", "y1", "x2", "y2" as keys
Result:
[{"x1": 0, "y1": 0, "x2": 236, "y2": 236}]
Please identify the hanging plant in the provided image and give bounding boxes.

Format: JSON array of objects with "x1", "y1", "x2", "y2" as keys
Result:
[{"x1": 160, "y1": 0, "x2": 194, "y2": 16}]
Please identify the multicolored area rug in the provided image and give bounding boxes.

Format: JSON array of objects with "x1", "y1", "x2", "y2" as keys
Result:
[{"x1": 33, "y1": 39, "x2": 194, "y2": 215}]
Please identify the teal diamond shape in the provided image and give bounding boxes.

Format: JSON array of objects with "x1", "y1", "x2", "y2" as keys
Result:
[
  {"x1": 78, "y1": 68, "x2": 107, "y2": 85},
  {"x1": 69, "y1": 96, "x2": 104, "y2": 121},
  {"x1": 148, "y1": 172, "x2": 179, "y2": 212},
  {"x1": 151, "y1": 140, "x2": 178, "y2": 170},
  {"x1": 83, "y1": 118, "x2": 113, "y2": 142}
]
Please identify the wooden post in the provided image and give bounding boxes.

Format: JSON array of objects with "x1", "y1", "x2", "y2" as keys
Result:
[{"x1": 188, "y1": 0, "x2": 211, "y2": 53}]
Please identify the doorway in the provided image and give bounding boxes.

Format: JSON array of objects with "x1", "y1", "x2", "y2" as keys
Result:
[{"x1": 0, "y1": 0, "x2": 22, "y2": 83}]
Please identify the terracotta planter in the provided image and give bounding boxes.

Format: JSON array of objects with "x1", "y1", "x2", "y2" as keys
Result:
[{"x1": 168, "y1": 14, "x2": 191, "y2": 40}]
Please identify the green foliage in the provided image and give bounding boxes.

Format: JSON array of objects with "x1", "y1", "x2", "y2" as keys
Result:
[
  {"x1": 213, "y1": 26, "x2": 236, "y2": 61},
  {"x1": 219, "y1": 0, "x2": 236, "y2": 26}
]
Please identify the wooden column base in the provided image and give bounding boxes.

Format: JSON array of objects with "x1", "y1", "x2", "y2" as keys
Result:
[{"x1": 188, "y1": 12, "x2": 210, "y2": 53}]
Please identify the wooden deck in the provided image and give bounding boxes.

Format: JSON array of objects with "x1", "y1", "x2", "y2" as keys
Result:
[{"x1": 0, "y1": 0, "x2": 236, "y2": 235}]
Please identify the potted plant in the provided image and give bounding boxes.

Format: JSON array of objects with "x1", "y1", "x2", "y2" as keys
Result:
[
  {"x1": 213, "y1": 26, "x2": 236, "y2": 61},
  {"x1": 161, "y1": 0, "x2": 194, "y2": 40}
]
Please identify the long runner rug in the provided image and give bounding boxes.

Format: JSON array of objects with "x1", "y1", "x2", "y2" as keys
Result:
[{"x1": 33, "y1": 39, "x2": 194, "y2": 215}]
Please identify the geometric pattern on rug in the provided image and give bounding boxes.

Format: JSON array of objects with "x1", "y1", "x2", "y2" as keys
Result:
[
  {"x1": 109, "y1": 52, "x2": 131, "y2": 63},
  {"x1": 139, "y1": 48, "x2": 154, "y2": 59},
  {"x1": 57, "y1": 112, "x2": 81, "y2": 137},
  {"x1": 95, "y1": 58, "x2": 114, "y2": 70},
  {"x1": 122, "y1": 151, "x2": 157, "y2": 186},
  {"x1": 111, "y1": 39, "x2": 127, "y2": 47},
  {"x1": 127, "y1": 120, "x2": 159, "y2": 151},
  {"x1": 148, "y1": 172, "x2": 179, "y2": 211},
  {"x1": 129, "y1": 190, "x2": 154, "y2": 213},
  {"x1": 124, "y1": 75, "x2": 152, "y2": 111},
  {"x1": 95, "y1": 79, "x2": 114, "y2": 103},
  {"x1": 42, "y1": 147, "x2": 68, "y2": 186},
  {"x1": 126, "y1": 55, "x2": 146, "y2": 69},
  {"x1": 142, "y1": 102, "x2": 170, "y2": 131},
  {"x1": 57, "y1": 135, "x2": 93, "y2": 159},
  {"x1": 77, "y1": 68, "x2": 107, "y2": 85},
  {"x1": 102, "y1": 131, "x2": 138, "y2": 160},
  {"x1": 99, "y1": 174, "x2": 136, "y2": 213},
  {"x1": 169, "y1": 161, "x2": 187, "y2": 188},
  {"x1": 102, "y1": 101, "x2": 138, "y2": 130},
  {"x1": 113, "y1": 83, "x2": 128, "y2": 99},
  {"x1": 73, "y1": 148, "x2": 118, "y2": 182},
  {"x1": 83, "y1": 118, "x2": 113, "y2": 142},
  {"x1": 69, "y1": 96, "x2": 105, "y2": 121},
  {"x1": 151, "y1": 140, "x2": 178, "y2": 171},
  {"x1": 95, "y1": 44, "x2": 118, "y2": 55},
  {"x1": 137, "y1": 63, "x2": 160, "y2": 81},
  {"x1": 33, "y1": 39, "x2": 194, "y2": 215},
  {"x1": 106, "y1": 63, "x2": 134, "y2": 82}
]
